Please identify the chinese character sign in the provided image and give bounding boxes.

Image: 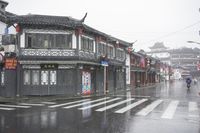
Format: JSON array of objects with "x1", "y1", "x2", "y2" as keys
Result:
[{"x1": 82, "y1": 71, "x2": 91, "y2": 95}]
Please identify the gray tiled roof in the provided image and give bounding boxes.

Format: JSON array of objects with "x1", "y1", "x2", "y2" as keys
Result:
[
  {"x1": 7, "y1": 14, "x2": 82, "y2": 28},
  {"x1": 0, "y1": 11, "x2": 16, "y2": 23},
  {"x1": 0, "y1": 0, "x2": 8, "y2": 5},
  {"x1": 149, "y1": 42, "x2": 167, "y2": 49},
  {"x1": 5, "y1": 14, "x2": 132, "y2": 47}
]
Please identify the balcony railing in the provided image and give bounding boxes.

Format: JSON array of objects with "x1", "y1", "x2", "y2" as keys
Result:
[{"x1": 20, "y1": 49, "x2": 76, "y2": 57}]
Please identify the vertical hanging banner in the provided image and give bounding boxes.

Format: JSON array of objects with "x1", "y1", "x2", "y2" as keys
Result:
[
  {"x1": 140, "y1": 57, "x2": 145, "y2": 68},
  {"x1": 197, "y1": 63, "x2": 200, "y2": 71},
  {"x1": 82, "y1": 71, "x2": 91, "y2": 95}
]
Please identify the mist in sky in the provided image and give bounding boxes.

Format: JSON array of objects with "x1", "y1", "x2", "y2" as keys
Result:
[{"x1": 5, "y1": 0, "x2": 200, "y2": 51}]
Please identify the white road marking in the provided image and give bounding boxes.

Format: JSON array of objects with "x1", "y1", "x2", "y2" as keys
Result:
[
  {"x1": 0, "y1": 104, "x2": 31, "y2": 109},
  {"x1": 188, "y1": 102, "x2": 199, "y2": 118},
  {"x1": 63, "y1": 97, "x2": 110, "y2": 109},
  {"x1": 95, "y1": 98, "x2": 135, "y2": 112},
  {"x1": 18, "y1": 103, "x2": 45, "y2": 106},
  {"x1": 136, "y1": 99, "x2": 163, "y2": 116},
  {"x1": 78, "y1": 98, "x2": 121, "y2": 110},
  {"x1": 189, "y1": 102, "x2": 198, "y2": 112},
  {"x1": 41, "y1": 102, "x2": 57, "y2": 105},
  {"x1": 115, "y1": 99, "x2": 148, "y2": 114},
  {"x1": 161, "y1": 100, "x2": 179, "y2": 119},
  {"x1": 0, "y1": 107, "x2": 16, "y2": 111},
  {"x1": 49, "y1": 99, "x2": 90, "y2": 108},
  {"x1": 116, "y1": 95, "x2": 151, "y2": 98}
]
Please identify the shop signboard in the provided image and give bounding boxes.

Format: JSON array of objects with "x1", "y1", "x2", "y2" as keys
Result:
[{"x1": 5, "y1": 58, "x2": 17, "y2": 69}]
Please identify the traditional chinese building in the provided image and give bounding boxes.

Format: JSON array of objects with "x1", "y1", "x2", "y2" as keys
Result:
[
  {"x1": 147, "y1": 42, "x2": 172, "y2": 80},
  {"x1": 170, "y1": 47, "x2": 200, "y2": 78},
  {"x1": 129, "y1": 50, "x2": 160, "y2": 88},
  {"x1": 147, "y1": 42, "x2": 171, "y2": 65},
  {"x1": 0, "y1": 1, "x2": 132, "y2": 97}
]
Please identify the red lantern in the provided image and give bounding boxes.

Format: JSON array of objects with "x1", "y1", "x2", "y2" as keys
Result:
[
  {"x1": 15, "y1": 24, "x2": 20, "y2": 33},
  {"x1": 128, "y1": 47, "x2": 132, "y2": 53}
]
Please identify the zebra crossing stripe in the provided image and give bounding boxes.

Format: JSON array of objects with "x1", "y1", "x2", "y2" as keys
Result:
[
  {"x1": 161, "y1": 100, "x2": 179, "y2": 119},
  {"x1": 0, "y1": 104, "x2": 31, "y2": 108},
  {"x1": 96, "y1": 98, "x2": 135, "y2": 112},
  {"x1": 189, "y1": 102, "x2": 198, "y2": 112},
  {"x1": 0, "y1": 107, "x2": 16, "y2": 111},
  {"x1": 188, "y1": 102, "x2": 199, "y2": 118},
  {"x1": 63, "y1": 97, "x2": 110, "y2": 109},
  {"x1": 115, "y1": 99, "x2": 148, "y2": 114},
  {"x1": 136, "y1": 99, "x2": 163, "y2": 116},
  {"x1": 49, "y1": 99, "x2": 90, "y2": 108},
  {"x1": 78, "y1": 98, "x2": 121, "y2": 110},
  {"x1": 41, "y1": 102, "x2": 56, "y2": 105},
  {"x1": 18, "y1": 103, "x2": 45, "y2": 106}
]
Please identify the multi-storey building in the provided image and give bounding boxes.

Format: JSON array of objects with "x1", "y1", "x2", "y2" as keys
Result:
[
  {"x1": 0, "y1": 1, "x2": 132, "y2": 97},
  {"x1": 147, "y1": 42, "x2": 171, "y2": 65},
  {"x1": 148, "y1": 42, "x2": 200, "y2": 79},
  {"x1": 0, "y1": 0, "x2": 15, "y2": 49},
  {"x1": 147, "y1": 42, "x2": 171, "y2": 80},
  {"x1": 129, "y1": 50, "x2": 160, "y2": 88},
  {"x1": 170, "y1": 47, "x2": 200, "y2": 78}
]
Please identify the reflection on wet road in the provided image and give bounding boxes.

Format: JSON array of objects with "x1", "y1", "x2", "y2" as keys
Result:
[{"x1": 0, "y1": 80, "x2": 199, "y2": 133}]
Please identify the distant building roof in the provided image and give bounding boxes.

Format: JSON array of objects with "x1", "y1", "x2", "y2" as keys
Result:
[
  {"x1": 169, "y1": 47, "x2": 200, "y2": 54},
  {"x1": 149, "y1": 42, "x2": 167, "y2": 49}
]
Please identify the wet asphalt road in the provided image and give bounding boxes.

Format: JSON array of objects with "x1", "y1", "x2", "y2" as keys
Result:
[{"x1": 0, "y1": 80, "x2": 199, "y2": 133}]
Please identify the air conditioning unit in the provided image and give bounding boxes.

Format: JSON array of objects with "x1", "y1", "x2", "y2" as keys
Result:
[{"x1": 2, "y1": 34, "x2": 16, "y2": 45}]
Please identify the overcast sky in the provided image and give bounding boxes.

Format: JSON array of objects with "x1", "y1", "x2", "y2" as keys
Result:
[{"x1": 5, "y1": 0, "x2": 200, "y2": 51}]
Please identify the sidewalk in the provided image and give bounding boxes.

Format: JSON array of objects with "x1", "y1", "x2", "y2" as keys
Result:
[{"x1": 0, "y1": 84, "x2": 158, "y2": 104}]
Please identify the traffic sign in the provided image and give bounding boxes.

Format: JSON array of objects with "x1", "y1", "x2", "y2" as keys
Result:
[{"x1": 101, "y1": 61, "x2": 108, "y2": 66}]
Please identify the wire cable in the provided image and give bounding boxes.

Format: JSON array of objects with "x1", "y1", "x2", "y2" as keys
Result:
[{"x1": 143, "y1": 20, "x2": 200, "y2": 44}]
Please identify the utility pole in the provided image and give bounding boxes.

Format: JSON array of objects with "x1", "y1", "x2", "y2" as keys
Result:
[
  {"x1": 103, "y1": 66, "x2": 107, "y2": 95},
  {"x1": 100, "y1": 55, "x2": 108, "y2": 95}
]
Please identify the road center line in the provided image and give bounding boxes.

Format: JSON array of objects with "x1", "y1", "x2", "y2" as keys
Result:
[
  {"x1": 136, "y1": 99, "x2": 163, "y2": 116},
  {"x1": 49, "y1": 99, "x2": 90, "y2": 108},
  {"x1": 161, "y1": 100, "x2": 179, "y2": 119},
  {"x1": 95, "y1": 98, "x2": 135, "y2": 112},
  {"x1": 63, "y1": 97, "x2": 110, "y2": 109},
  {"x1": 78, "y1": 98, "x2": 121, "y2": 110},
  {"x1": 115, "y1": 99, "x2": 148, "y2": 114}
]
